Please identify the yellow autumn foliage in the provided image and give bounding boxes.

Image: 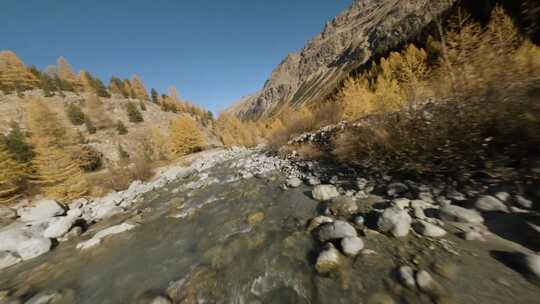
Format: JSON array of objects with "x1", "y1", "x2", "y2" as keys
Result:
[
  {"x1": 169, "y1": 116, "x2": 206, "y2": 157},
  {"x1": 0, "y1": 144, "x2": 25, "y2": 204}
]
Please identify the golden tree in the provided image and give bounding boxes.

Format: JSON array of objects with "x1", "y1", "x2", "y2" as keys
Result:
[
  {"x1": 79, "y1": 70, "x2": 95, "y2": 92},
  {"x1": 131, "y1": 75, "x2": 149, "y2": 100},
  {"x1": 0, "y1": 144, "x2": 25, "y2": 204},
  {"x1": 26, "y1": 96, "x2": 72, "y2": 147},
  {"x1": 336, "y1": 76, "x2": 375, "y2": 120},
  {"x1": 122, "y1": 79, "x2": 133, "y2": 98},
  {"x1": 56, "y1": 56, "x2": 80, "y2": 89},
  {"x1": 31, "y1": 139, "x2": 87, "y2": 201},
  {"x1": 150, "y1": 127, "x2": 171, "y2": 160},
  {"x1": 0, "y1": 50, "x2": 39, "y2": 91},
  {"x1": 169, "y1": 116, "x2": 206, "y2": 157},
  {"x1": 215, "y1": 113, "x2": 257, "y2": 147}
]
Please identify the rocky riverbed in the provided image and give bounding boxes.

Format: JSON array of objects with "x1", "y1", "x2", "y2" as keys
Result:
[{"x1": 1, "y1": 148, "x2": 539, "y2": 303}]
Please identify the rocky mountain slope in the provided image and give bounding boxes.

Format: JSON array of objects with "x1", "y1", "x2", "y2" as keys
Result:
[
  {"x1": 231, "y1": 0, "x2": 457, "y2": 119},
  {"x1": 0, "y1": 91, "x2": 220, "y2": 165}
]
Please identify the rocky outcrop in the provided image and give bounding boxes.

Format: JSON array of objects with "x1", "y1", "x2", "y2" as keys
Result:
[{"x1": 231, "y1": 0, "x2": 457, "y2": 119}]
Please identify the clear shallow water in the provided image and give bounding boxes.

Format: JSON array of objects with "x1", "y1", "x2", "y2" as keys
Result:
[{"x1": 2, "y1": 159, "x2": 540, "y2": 303}]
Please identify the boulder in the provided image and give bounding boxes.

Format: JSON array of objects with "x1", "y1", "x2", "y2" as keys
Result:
[
  {"x1": 327, "y1": 196, "x2": 358, "y2": 217},
  {"x1": 413, "y1": 221, "x2": 446, "y2": 238},
  {"x1": 0, "y1": 207, "x2": 17, "y2": 220},
  {"x1": 317, "y1": 221, "x2": 357, "y2": 242},
  {"x1": 307, "y1": 176, "x2": 321, "y2": 186},
  {"x1": 416, "y1": 270, "x2": 436, "y2": 292},
  {"x1": 525, "y1": 254, "x2": 540, "y2": 281},
  {"x1": 58, "y1": 226, "x2": 83, "y2": 242},
  {"x1": 306, "y1": 216, "x2": 334, "y2": 233},
  {"x1": 92, "y1": 201, "x2": 123, "y2": 221},
  {"x1": 315, "y1": 243, "x2": 341, "y2": 274},
  {"x1": 356, "y1": 178, "x2": 369, "y2": 190},
  {"x1": 286, "y1": 177, "x2": 303, "y2": 188},
  {"x1": 0, "y1": 251, "x2": 21, "y2": 270},
  {"x1": 18, "y1": 200, "x2": 65, "y2": 222},
  {"x1": 439, "y1": 205, "x2": 484, "y2": 224},
  {"x1": 77, "y1": 223, "x2": 136, "y2": 250},
  {"x1": 377, "y1": 207, "x2": 412, "y2": 237},
  {"x1": 341, "y1": 236, "x2": 364, "y2": 256},
  {"x1": 68, "y1": 198, "x2": 88, "y2": 210},
  {"x1": 353, "y1": 215, "x2": 365, "y2": 228},
  {"x1": 392, "y1": 198, "x2": 410, "y2": 209},
  {"x1": 398, "y1": 266, "x2": 416, "y2": 289},
  {"x1": 312, "y1": 185, "x2": 339, "y2": 201},
  {"x1": 462, "y1": 230, "x2": 486, "y2": 241},
  {"x1": 475, "y1": 195, "x2": 508, "y2": 212},
  {"x1": 42, "y1": 216, "x2": 78, "y2": 239},
  {"x1": 15, "y1": 237, "x2": 51, "y2": 260}
]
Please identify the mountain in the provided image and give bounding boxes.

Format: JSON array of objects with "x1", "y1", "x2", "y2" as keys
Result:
[{"x1": 231, "y1": 0, "x2": 457, "y2": 120}]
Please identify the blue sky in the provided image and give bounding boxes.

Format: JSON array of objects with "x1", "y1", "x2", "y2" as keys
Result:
[{"x1": 1, "y1": 0, "x2": 351, "y2": 113}]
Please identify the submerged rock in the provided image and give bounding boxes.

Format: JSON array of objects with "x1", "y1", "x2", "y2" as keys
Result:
[
  {"x1": 0, "y1": 251, "x2": 21, "y2": 270},
  {"x1": 247, "y1": 212, "x2": 265, "y2": 225},
  {"x1": 315, "y1": 243, "x2": 342, "y2": 274},
  {"x1": 286, "y1": 176, "x2": 303, "y2": 188},
  {"x1": 439, "y1": 205, "x2": 484, "y2": 224},
  {"x1": 312, "y1": 185, "x2": 339, "y2": 201},
  {"x1": 398, "y1": 265, "x2": 416, "y2": 289},
  {"x1": 317, "y1": 220, "x2": 357, "y2": 242},
  {"x1": 327, "y1": 196, "x2": 358, "y2": 217},
  {"x1": 77, "y1": 223, "x2": 136, "y2": 250},
  {"x1": 377, "y1": 207, "x2": 412, "y2": 237}
]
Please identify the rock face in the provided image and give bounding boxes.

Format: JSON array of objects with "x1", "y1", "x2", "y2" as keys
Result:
[
  {"x1": 230, "y1": 0, "x2": 457, "y2": 119},
  {"x1": 378, "y1": 207, "x2": 412, "y2": 237}
]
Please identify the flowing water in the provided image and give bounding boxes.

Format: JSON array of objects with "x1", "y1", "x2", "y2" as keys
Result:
[{"x1": 1, "y1": 156, "x2": 540, "y2": 303}]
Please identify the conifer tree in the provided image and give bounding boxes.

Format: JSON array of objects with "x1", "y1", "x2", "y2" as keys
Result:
[
  {"x1": 130, "y1": 75, "x2": 149, "y2": 100},
  {"x1": 26, "y1": 97, "x2": 71, "y2": 147},
  {"x1": 122, "y1": 79, "x2": 133, "y2": 98},
  {"x1": 168, "y1": 116, "x2": 206, "y2": 157},
  {"x1": 151, "y1": 88, "x2": 159, "y2": 103},
  {"x1": 3, "y1": 122, "x2": 34, "y2": 163},
  {"x1": 126, "y1": 102, "x2": 144, "y2": 123},
  {"x1": 0, "y1": 143, "x2": 25, "y2": 204},
  {"x1": 0, "y1": 50, "x2": 40, "y2": 92},
  {"x1": 30, "y1": 138, "x2": 87, "y2": 201},
  {"x1": 56, "y1": 56, "x2": 80, "y2": 90}
]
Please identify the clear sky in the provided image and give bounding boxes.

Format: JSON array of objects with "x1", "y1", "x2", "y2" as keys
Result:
[{"x1": 1, "y1": 0, "x2": 351, "y2": 113}]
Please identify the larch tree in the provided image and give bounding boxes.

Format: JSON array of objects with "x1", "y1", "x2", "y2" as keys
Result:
[
  {"x1": 0, "y1": 143, "x2": 26, "y2": 204},
  {"x1": 56, "y1": 56, "x2": 80, "y2": 89},
  {"x1": 151, "y1": 88, "x2": 159, "y2": 103},
  {"x1": 168, "y1": 116, "x2": 206, "y2": 157},
  {"x1": 131, "y1": 75, "x2": 149, "y2": 100},
  {"x1": 79, "y1": 70, "x2": 95, "y2": 93},
  {"x1": 25, "y1": 97, "x2": 87, "y2": 201},
  {"x1": 30, "y1": 138, "x2": 88, "y2": 201},
  {"x1": 122, "y1": 79, "x2": 133, "y2": 98},
  {"x1": 150, "y1": 127, "x2": 170, "y2": 160},
  {"x1": 0, "y1": 50, "x2": 40, "y2": 92}
]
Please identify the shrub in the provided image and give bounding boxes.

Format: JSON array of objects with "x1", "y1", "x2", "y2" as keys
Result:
[
  {"x1": 116, "y1": 120, "x2": 128, "y2": 135},
  {"x1": 0, "y1": 143, "x2": 26, "y2": 204},
  {"x1": 85, "y1": 117, "x2": 96, "y2": 134},
  {"x1": 74, "y1": 146, "x2": 103, "y2": 172},
  {"x1": 3, "y1": 122, "x2": 34, "y2": 163},
  {"x1": 139, "y1": 101, "x2": 147, "y2": 111},
  {"x1": 65, "y1": 103, "x2": 85, "y2": 126},
  {"x1": 126, "y1": 102, "x2": 144, "y2": 123},
  {"x1": 117, "y1": 144, "x2": 130, "y2": 159}
]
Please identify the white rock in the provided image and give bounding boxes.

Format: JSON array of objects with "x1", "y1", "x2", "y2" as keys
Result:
[
  {"x1": 463, "y1": 231, "x2": 485, "y2": 241},
  {"x1": 341, "y1": 236, "x2": 364, "y2": 256},
  {"x1": 495, "y1": 192, "x2": 511, "y2": 202},
  {"x1": 392, "y1": 198, "x2": 410, "y2": 209},
  {"x1": 307, "y1": 177, "x2": 321, "y2": 186},
  {"x1": 525, "y1": 254, "x2": 540, "y2": 280},
  {"x1": 515, "y1": 195, "x2": 533, "y2": 209},
  {"x1": 0, "y1": 251, "x2": 21, "y2": 270},
  {"x1": 315, "y1": 244, "x2": 341, "y2": 274},
  {"x1": 413, "y1": 207, "x2": 426, "y2": 220},
  {"x1": 399, "y1": 266, "x2": 416, "y2": 288},
  {"x1": 439, "y1": 205, "x2": 484, "y2": 224},
  {"x1": 68, "y1": 198, "x2": 88, "y2": 210},
  {"x1": 92, "y1": 201, "x2": 123, "y2": 221},
  {"x1": 317, "y1": 220, "x2": 358, "y2": 242},
  {"x1": 416, "y1": 270, "x2": 435, "y2": 292},
  {"x1": 413, "y1": 221, "x2": 446, "y2": 238},
  {"x1": 356, "y1": 178, "x2": 368, "y2": 190},
  {"x1": 410, "y1": 199, "x2": 434, "y2": 209},
  {"x1": 312, "y1": 185, "x2": 340, "y2": 201},
  {"x1": 42, "y1": 216, "x2": 78, "y2": 239},
  {"x1": 16, "y1": 237, "x2": 51, "y2": 260},
  {"x1": 327, "y1": 196, "x2": 358, "y2": 217},
  {"x1": 18, "y1": 200, "x2": 65, "y2": 222},
  {"x1": 378, "y1": 207, "x2": 412, "y2": 237},
  {"x1": 286, "y1": 177, "x2": 303, "y2": 188},
  {"x1": 475, "y1": 195, "x2": 508, "y2": 212},
  {"x1": 77, "y1": 223, "x2": 136, "y2": 250}
]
